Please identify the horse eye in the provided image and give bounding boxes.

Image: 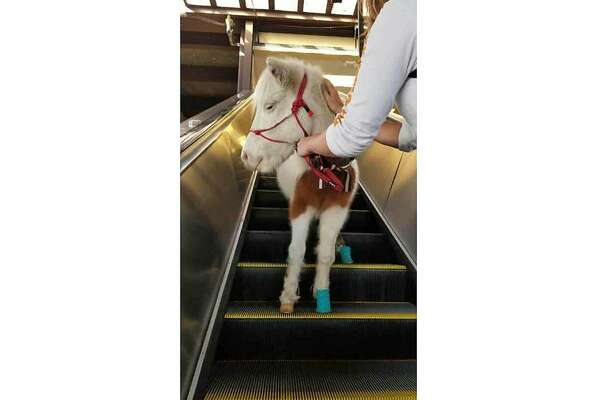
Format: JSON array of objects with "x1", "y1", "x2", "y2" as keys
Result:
[{"x1": 265, "y1": 104, "x2": 274, "y2": 111}]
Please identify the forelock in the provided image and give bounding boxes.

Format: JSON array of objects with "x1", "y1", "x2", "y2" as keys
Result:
[{"x1": 255, "y1": 69, "x2": 286, "y2": 104}]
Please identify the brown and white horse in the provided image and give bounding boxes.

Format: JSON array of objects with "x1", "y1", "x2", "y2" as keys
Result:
[{"x1": 241, "y1": 57, "x2": 358, "y2": 313}]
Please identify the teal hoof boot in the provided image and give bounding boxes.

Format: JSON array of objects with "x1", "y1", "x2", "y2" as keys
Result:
[
  {"x1": 339, "y1": 245, "x2": 354, "y2": 264},
  {"x1": 316, "y1": 289, "x2": 331, "y2": 313}
]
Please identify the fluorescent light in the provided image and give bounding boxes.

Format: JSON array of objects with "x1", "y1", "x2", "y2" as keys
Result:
[
  {"x1": 216, "y1": 0, "x2": 240, "y2": 7},
  {"x1": 248, "y1": 0, "x2": 269, "y2": 9},
  {"x1": 259, "y1": 32, "x2": 355, "y2": 48},
  {"x1": 187, "y1": 0, "x2": 211, "y2": 5},
  {"x1": 332, "y1": 0, "x2": 357, "y2": 15},
  {"x1": 254, "y1": 42, "x2": 359, "y2": 56},
  {"x1": 303, "y1": 0, "x2": 327, "y2": 14},
  {"x1": 275, "y1": 0, "x2": 297, "y2": 12}
]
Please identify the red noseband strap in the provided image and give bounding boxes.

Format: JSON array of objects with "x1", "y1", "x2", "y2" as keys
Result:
[{"x1": 250, "y1": 117, "x2": 295, "y2": 144}]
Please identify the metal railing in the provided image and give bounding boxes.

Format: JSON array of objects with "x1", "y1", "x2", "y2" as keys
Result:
[{"x1": 180, "y1": 91, "x2": 252, "y2": 152}]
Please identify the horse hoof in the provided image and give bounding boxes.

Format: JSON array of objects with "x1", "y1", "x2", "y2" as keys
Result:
[{"x1": 280, "y1": 303, "x2": 294, "y2": 314}]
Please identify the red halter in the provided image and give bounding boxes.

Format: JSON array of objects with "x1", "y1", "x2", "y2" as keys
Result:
[
  {"x1": 249, "y1": 73, "x2": 313, "y2": 144},
  {"x1": 250, "y1": 73, "x2": 348, "y2": 192}
]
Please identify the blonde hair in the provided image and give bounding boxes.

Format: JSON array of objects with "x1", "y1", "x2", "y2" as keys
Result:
[{"x1": 361, "y1": 0, "x2": 387, "y2": 35}]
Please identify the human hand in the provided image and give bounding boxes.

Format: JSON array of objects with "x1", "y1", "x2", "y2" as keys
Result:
[
  {"x1": 297, "y1": 136, "x2": 313, "y2": 157},
  {"x1": 322, "y1": 78, "x2": 344, "y2": 114},
  {"x1": 297, "y1": 133, "x2": 336, "y2": 157}
]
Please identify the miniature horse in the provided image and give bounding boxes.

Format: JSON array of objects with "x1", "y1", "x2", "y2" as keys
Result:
[{"x1": 241, "y1": 57, "x2": 358, "y2": 314}]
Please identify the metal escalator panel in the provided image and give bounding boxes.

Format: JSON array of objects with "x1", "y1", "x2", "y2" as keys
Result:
[
  {"x1": 217, "y1": 302, "x2": 416, "y2": 360},
  {"x1": 358, "y1": 141, "x2": 417, "y2": 267},
  {"x1": 230, "y1": 262, "x2": 410, "y2": 302},
  {"x1": 180, "y1": 95, "x2": 256, "y2": 400}
]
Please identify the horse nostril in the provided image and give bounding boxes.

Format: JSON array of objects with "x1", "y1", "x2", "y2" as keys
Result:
[{"x1": 241, "y1": 151, "x2": 248, "y2": 162}]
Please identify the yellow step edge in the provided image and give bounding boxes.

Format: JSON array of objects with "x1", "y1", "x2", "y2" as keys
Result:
[
  {"x1": 205, "y1": 390, "x2": 416, "y2": 400},
  {"x1": 224, "y1": 311, "x2": 417, "y2": 320},
  {"x1": 238, "y1": 262, "x2": 407, "y2": 271},
  {"x1": 215, "y1": 359, "x2": 417, "y2": 363}
]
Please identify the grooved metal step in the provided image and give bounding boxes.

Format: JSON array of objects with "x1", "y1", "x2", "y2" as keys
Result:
[
  {"x1": 238, "y1": 262, "x2": 407, "y2": 270},
  {"x1": 240, "y1": 230, "x2": 397, "y2": 263},
  {"x1": 257, "y1": 176, "x2": 278, "y2": 190},
  {"x1": 253, "y1": 189, "x2": 369, "y2": 210},
  {"x1": 225, "y1": 301, "x2": 416, "y2": 319},
  {"x1": 216, "y1": 302, "x2": 416, "y2": 360},
  {"x1": 248, "y1": 207, "x2": 381, "y2": 232},
  {"x1": 203, "y1": 360, "x2": 416, "y2": 400},
  {"x1": 230, "y1": 262, "x2": 410, "y2": 302}
]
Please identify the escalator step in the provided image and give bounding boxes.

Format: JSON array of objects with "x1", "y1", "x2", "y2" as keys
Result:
[
  {"x1": 253, "y1": 189, "x2": 369, "y2": 210},
  {"x1": 248, "y1": 207, "x2": 381, "y2": 232},
  {"x1": 257, "y1": 176, "x2": 278, "y2": 190},
  {"x1": 203, "y1": 360, "x2": 416, "y2": 400},
  {"x1": 225, "y1": 301, "x2": 416, "y2": 319},
  {"x1": 216, "y1": 302, "x2": 416, "y2": 360},
  {"x1": 230, "y1": 262, "x2": 409, "y2": 302},
  {"x1": 240, "y1": 230, "x2": 398, "y2": 263}
]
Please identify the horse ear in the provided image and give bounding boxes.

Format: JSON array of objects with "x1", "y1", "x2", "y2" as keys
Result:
[{"x1": 266, "y1": 57, "x2": 293, "y2": 87}]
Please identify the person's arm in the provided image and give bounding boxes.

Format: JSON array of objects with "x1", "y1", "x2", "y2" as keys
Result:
[
  {"x1": 375, "y1": 120, "x2": 401, "y2": 148},
  {"x1": 298, "y1": 120, "x2": 401, "y2": 157},
  {"x1": 312, "y1": 0, "x2": 416, "y2": 158},
  {"x1": 297, "y1": 133, "x2": 337, "y2": 157},
  {"x1": 299, "y1": 0, "x2": 416, "y2": 158},
  {"x1": 321, "y1": 79, "x2": 403, "y2": 149}
]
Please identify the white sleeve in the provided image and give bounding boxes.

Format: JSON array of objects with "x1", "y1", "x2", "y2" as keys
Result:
[
  {"x1": 325, "y1": 0, "x2": 417, "y2": 157},
  {"x1": 396, "y1": 78, "x2": 417, "y2": 151}
]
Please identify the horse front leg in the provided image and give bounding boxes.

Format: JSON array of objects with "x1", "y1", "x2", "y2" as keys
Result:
[{"x1": 279, "y1": 208, "x2": 314, "y2": 314}]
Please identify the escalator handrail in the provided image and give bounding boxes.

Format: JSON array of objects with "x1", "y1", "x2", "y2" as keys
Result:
[
  {"x1": 180, "y1": 94, "x2": 254, "y2": 173},
  {"x1": 180, "y1": 91, "x2": 252, "y2": 152}
]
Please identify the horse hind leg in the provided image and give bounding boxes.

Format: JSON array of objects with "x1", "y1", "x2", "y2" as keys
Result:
[
  {"x1": 279, "y1": 207, "x2": 314, "y2": 313},
  {"x1": 313, "y1": 206, "x2": 350, "y2": 299}
]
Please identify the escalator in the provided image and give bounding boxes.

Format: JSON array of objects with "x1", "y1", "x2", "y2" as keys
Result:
[
  {"x1": 181, "y1": 94, "x2": 416, "y2": 400},
  {"x1": 201, "y1": 175, "x2": 417, "y2": 399}
]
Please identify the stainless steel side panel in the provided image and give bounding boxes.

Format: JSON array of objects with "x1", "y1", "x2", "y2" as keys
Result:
[
  {"x1": 358, "y1": 141, "x2": 403, "y2": 207},
  {"x1": 358, "y1": 142, "x2": 417, "y2": 266},
  {"x1": 180, "y1": 99, "x2": 255, "y2": 398},
  {"x1": 385, "y1": 150, "x2": 417, "y2": 263}
]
